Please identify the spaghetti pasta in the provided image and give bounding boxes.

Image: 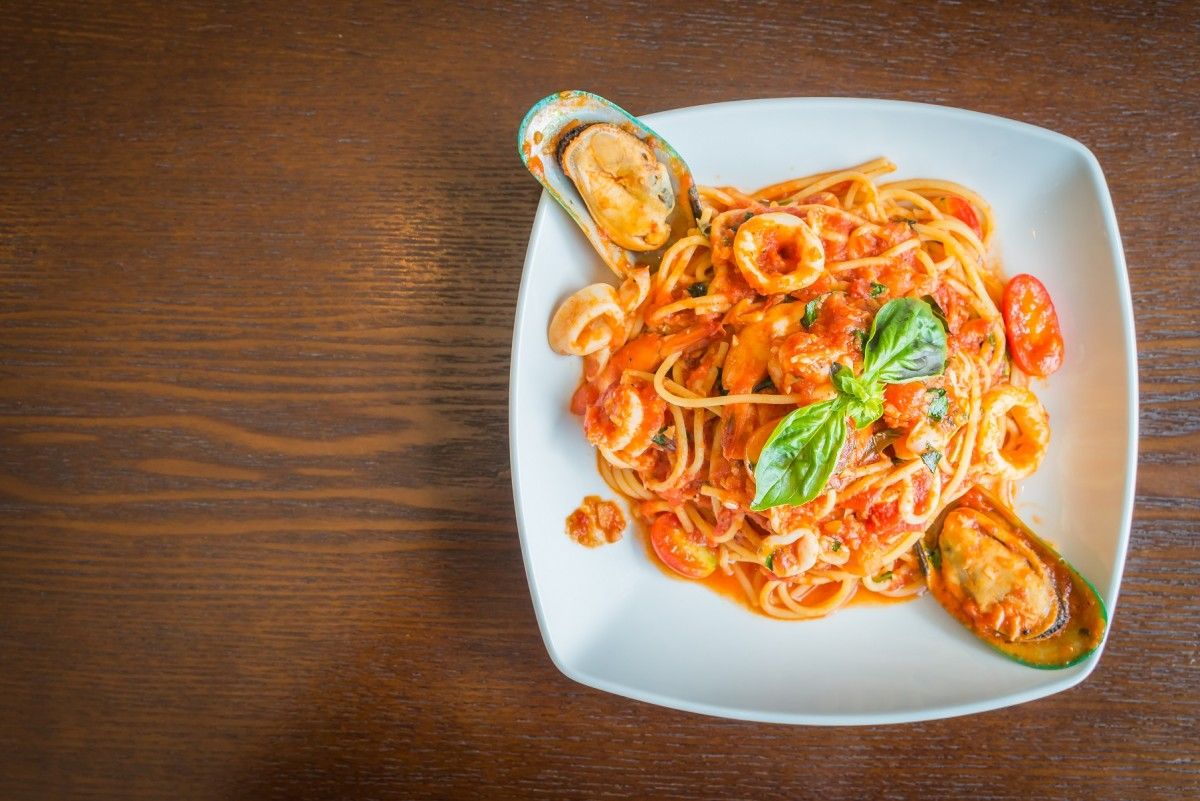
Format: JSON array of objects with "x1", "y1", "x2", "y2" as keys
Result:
[{"x1": 553, "y1": 158, "x2": 1052, "y2": 620}]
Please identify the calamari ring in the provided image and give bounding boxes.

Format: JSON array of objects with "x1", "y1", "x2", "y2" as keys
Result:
[
  {"x1": 976, "y1": 385, "x2": 1050, "y2": 480},
  {"x1": 732, "y1": 212, "x2": 826, "y2": 295},
  {"x1": 548, "y1": 283, "x2": 625, "y2": 356},
  {"x1": 617, "y1": 266, "x2": 651, "y2": 314}
]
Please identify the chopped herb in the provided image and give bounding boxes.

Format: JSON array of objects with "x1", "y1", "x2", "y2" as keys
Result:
[
  {"x1": 853, "y1": 329, "x2": 868, "y2": 350},
  {"x1": 874, "y1": 570, "x2": 894, "y2": 583},
  {"x1": 922, "y1": 295, "x2": 950, "y2": 332},
  {"x1": 765, "y1": 553, "x2": 775, "y2": 571},
  {"x1": 928, "y1": 545, "x2": 942, "y2": 570},
  {"x1": 891, "y1": 216, "x2": 918, "y2": 230},
  {"x1": 831, "y1": 539, "x2": 842, "y2": 553},
  {"x1": 870, "y1": 282, "x2": 887, "y2": 297},
  {"x1": 802, "y1": 295, "x2": 825, "y2": 329},
  {"x1": 987, "y1": 332, "x2": 998, "y2": 350},
  {"x1": 752, "y1": 377, "x2": 775, "y2": 393},
  {"x1": 927, "y1": 387, "x2": 949, "y2": 422},
  {"x1": 651, "y1": 429, "x2": 674, "y2": 449},
  {"x1": 865, "y1": 426, "x2": 905, "y2": 457},
  {"x1": 687, "y1": 282, "x2": 708, "y2": 298},
  {"x1": 920, "y1": 448, "x2": 942, "y2": 474}
]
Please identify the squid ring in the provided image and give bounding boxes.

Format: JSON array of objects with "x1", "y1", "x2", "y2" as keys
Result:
[{"x1": 976, "y1": 385, "x2": 1050, "y2": 480}]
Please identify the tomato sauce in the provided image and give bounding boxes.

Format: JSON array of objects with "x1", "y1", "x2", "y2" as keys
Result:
[
  {"x1": 634, "y1": 516, "x2": 920, "y2": 616},
  {"x1": 566, "y1": 496, "x2": 626, "y2": 547}
]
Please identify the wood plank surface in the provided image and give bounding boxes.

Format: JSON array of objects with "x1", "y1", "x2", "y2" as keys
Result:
[{"x1": 1, "y1": 1, "x2": 1197, "y2": 798}]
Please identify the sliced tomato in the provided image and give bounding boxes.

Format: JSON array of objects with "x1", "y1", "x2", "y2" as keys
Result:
[
  {"x1": 650, "y1": 514, "x2": 717, "y2": 579},
  {"x1": 1002, "y1": 274, "x2": 1064, "y2": 377},
  {"x1": 932, "y1": 195, "x2": 983, "y2": 239}
]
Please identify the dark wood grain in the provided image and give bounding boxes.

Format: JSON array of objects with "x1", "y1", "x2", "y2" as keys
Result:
[{"x1": 1, "y1": 1, "x2": 1197, "y2": 798}]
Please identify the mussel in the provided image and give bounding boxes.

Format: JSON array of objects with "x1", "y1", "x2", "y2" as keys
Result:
[
  {"x1": 918, "y1": 486, "x2": 1107, "y2": 669},
  {"x1": 517, "y1": 90, "x2": 700, "y2": 276}
]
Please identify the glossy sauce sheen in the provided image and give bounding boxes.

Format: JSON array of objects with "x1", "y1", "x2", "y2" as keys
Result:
[{"x1": 638, "y1": 522, "x2": 919, "y2": 615}]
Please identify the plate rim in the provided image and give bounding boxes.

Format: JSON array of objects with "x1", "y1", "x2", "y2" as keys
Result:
[{"x1": 509, "y1": 96, "x2": 1138, "y2": 725}]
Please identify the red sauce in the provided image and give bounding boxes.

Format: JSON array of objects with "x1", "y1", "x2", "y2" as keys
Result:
[
  {"x1": 566, "y1": 496, "x2": 626, "y2": 547},
  {"x1": 634, "y1": 517, "x2": 920, "y2": 617}
]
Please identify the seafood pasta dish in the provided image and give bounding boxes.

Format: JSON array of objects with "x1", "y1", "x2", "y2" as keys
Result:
[{"x1": 519, "y1": 91, "x2": 1103, "y2": 669}]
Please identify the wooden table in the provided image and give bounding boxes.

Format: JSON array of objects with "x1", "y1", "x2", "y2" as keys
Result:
[{"x1": 2, "y1": 2, "x2": 1197, "y2": 798}]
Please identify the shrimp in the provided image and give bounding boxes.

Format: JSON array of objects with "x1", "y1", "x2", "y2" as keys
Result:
[
  {"x1": 569, "y1": 320, "x2": 721, "y2": 415},
  {"x1": 769, "y1": 292, "x2": 869, "y2": 403},
  {"x1": 719, "y1": 303, "x2": 805, "y2": 459},
  {"x1": 584, "y1": 374, "x2": 666, "y2": 459}
]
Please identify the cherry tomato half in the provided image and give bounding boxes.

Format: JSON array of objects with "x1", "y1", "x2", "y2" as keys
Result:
[
  {"x1": 650, "y1": 514, "x2": 717, "y2": 579},
  {"x1": 1002, "y1": 274, "x2": 1064, "y2": 377},
  {"x1": 933, "y1": 195, "x2": 983, "y2": 239}
]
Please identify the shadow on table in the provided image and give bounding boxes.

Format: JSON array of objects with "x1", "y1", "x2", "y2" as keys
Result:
[{"x1": 225, "y1": 140, "x2": 580, "y2": 801}]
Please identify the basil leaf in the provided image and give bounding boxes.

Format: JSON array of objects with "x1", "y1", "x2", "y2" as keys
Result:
[
  {"x1": 751, "y1": 399, "x2": 847, "y2": 511},
  {"x1": 829, "y1": 363, "x2": 881, "y2": 428},
  {"x1": 921, "y1": 294, "x2": 950, "y2": 332},
  {"x1": 829, "y1": 362, "x2": 872, "y2": 402},
  {"x1": 844, "y1": 395, "x2": 884, "y2": 429},
  {"x1": 870, "y1": 282, "x2": 887, "y2": 297},
  {"x1": 862, "y1": 298, "x2": 947, "y2": 384},
  {"x1": 802, "y1": 295, "x2": 824, "y2": 329},
  {"x1": 927, "y1": 387, "x2": 949, "y2": 422},
  {"x1": 920, "y1": 448, "x2": 942, "y2": 474},
  {"x1": 865, "y1": 426, "x2": 905, "y2": 457},
  {"x1": 853, "y1": 329, "x2": 867, "y2": 351},
  {"x1": 687, "y1": 282, "x2": 708, "y2": 298}
]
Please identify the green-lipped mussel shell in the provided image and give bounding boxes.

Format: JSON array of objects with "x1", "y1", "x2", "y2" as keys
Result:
[
  {"x1": 517, "y1": 90, "x2": 700, "y2": 277},
  {"x1": 919, "y1": 486, "x2": 1107, "y2": 669}
]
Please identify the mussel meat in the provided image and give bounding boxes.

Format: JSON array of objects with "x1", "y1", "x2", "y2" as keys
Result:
[
  {"x1": 517, "y1": 90, "x2": 700, "y2": 276},
  {"x1": 918, "y1": 486, "x2": 1107, "y2": 669},
  {"x1": 558, "y1": 123, "x2": 674, "y2": 252}
]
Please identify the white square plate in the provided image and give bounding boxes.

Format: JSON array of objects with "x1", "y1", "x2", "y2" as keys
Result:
[{"x1": 509, "y1": 98, "x2": 1136, "y2": 724}]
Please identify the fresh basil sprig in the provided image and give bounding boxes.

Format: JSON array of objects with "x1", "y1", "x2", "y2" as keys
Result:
[
  {"x1": 830, "y1": 362, "x2": 883, "y2": 430},
  {"x1": 750, "y1": 298, "x2": 947, "y2": 511},
  {"x1": 861, "y1": 297, "x2": 947, "y2": 383},
  {"x1": 751, "y1": 399, "x2": 847, "y2": 511}
]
